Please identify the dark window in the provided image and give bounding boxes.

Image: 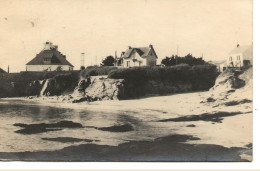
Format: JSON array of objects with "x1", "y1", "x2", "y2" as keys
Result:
[{"x1": 127, "y1": 61, "x2": 130, "y2": 67}]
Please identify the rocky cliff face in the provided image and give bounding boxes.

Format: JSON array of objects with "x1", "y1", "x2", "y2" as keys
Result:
[
  {"x1": 26, "y1": 80, "x2": 45, "y2": 96},
  {"x1": 0, "y1": 73, "x2": 78, "y2": 98},
  {"x1": 203, "y1": 67, "x2": 252, "y2": 103},
  {"x1": 72, "y1": 76, "x2": 125, "y2": 102}
]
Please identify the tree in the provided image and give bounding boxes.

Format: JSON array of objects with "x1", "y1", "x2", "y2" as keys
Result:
[
  {"x1": 161, "y1": 54, "x2": 206, "y2": 66},
  {"x1": 101, "y1": 56, "x2": 115, "y2": 66},
  {"x1": 80, "y1": 66, "x2": 85, "y2": 70}
]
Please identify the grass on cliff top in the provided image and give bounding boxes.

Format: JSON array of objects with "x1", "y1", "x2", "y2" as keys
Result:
[
  {"x1": 80, "y1": 66, "x2": 117, "y2": 78},
  {"x1": 0, "y1": 70, "x2": 80, "y2": 83},
  {"x1": 107, "y1": 64, "x2": 218, "y2": 83}
]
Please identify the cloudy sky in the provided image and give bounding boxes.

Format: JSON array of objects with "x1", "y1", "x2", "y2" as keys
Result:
[{"x1": 0, "y1": 0, "x2": 252, "y2": 72}]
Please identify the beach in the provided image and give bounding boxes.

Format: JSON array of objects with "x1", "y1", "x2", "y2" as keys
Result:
[{"x1": 0, "y1": 90, "x2": 252, "y2": 161}]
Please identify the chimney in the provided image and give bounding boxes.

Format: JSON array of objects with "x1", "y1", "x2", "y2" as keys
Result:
[
  {"x1": 237, "y1": 44, "x2": 240, "y2": 48},
  {"x1": 81, "y1": 53, "x2": 85, "y2": 67},
  {"x1": 44, "y1": 41, "x2": 52, "y2": 50},
  {"x1": 149, "y1": 44, "x2": 153, "y2": 48},
  {"x1": 128, "y1": 46, "x2": 132, "y2": 49},
  {"x1": 115, "y1": 51, "x2": 117, "y2": 59}
]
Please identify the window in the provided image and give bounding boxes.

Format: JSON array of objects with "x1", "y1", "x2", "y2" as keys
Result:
[
  {"x1": 229, "y1": 56, "x2": 232, "y2": 61},
  {"x1": 127, "y1": 61, "x2": 130, "y2": 67},
  {"x1": 237, "y1": 56, "x2": 240, "y2": 60}
]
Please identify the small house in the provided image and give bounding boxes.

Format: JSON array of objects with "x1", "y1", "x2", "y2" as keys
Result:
[
  {"x1": 207, "y1": 60, "x2": 226, "y2": 72},
  {"x1": 115, "y1": 45, "x2": 158, "y2": 67},
  {"x1": 26, "y1": 41, "x2": 74, "y2": 71},
  {"x1": 227, "y1": 44, "x2": 253, "y2": 68}
]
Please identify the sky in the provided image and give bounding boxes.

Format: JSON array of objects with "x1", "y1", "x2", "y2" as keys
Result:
[{"x1": 0, "y1": 0, "x2": 253, "y2": 72}]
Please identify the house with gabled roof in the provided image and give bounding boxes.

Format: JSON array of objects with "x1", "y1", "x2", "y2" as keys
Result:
[
  {"x1": 26, "y1": 41, "x2": 74, "y2": 71},
  {"x1": 115, "y1": 44, "x2": 158, "y2": 67},
  {"x1": 227, "y1": 44, "x2": 253, "y2": 68},
  {"x1": 0, "y1": 68, "x2": 7, "y2": 73}
]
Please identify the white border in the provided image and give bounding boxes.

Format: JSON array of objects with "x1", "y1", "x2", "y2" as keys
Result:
[{"x1": 1, "y1": 0, "x2": 259, "y2": 170}]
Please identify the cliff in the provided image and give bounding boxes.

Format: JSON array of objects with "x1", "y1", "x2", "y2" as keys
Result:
[
  {"x1": 72, "y1": 76, "x2": 125, "y2": 102},
  {"x1": 0, "y1": 72, "x2": 79, "y2": 98},
  {"x1": 203, "y1": 67, "x2": 252, "y2": 104}
]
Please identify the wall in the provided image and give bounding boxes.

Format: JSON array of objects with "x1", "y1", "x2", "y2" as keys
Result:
[
  {"x1": 227, "y1": 53, "x2": 243, "y2": 67},
  {"x1": 27, "y1": 65, "x2": 73, "y2": 71},
  {"x1": 146, "y1": 55, "x2": 157, "y2": 66},
  {"x1": 242, "y1": 48, "x2": 253, "y2": 65}
]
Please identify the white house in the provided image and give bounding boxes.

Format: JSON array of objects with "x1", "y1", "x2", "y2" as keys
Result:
[
  {"x1": 227, "y1": 44, "x2": 253, "y2": 68},
  {"x1": 26, "y1": 41, "x2": 74, "y2": 71},
  {"x1": 208, "y1": 60, "x2": 227, "y2": 72},
  {"x1": 115, "y1": 45, "x2": 158, "y2": 67}
]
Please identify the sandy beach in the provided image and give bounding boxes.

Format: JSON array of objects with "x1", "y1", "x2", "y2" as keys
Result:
[{"x1": 0, "y1": 89, "x2": 252, "y2": 161}]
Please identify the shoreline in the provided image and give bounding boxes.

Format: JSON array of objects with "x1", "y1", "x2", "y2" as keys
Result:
[{"x1": 1, "y1": 91, "x2": 252, "y2": 149}]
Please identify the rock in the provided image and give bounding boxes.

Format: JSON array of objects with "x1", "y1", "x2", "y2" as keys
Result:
[
  {"x1": 206, "y1": 70, "x2": 246, "y2": 101},
  {"x1": 72, "y1": 77, "x2": 125, "y2": 102},
  {"x1": 202, "y1": 67, "x2": 252, "y2": 105},
  {"x1": 40, "y1": 74, "x2": 79, "y2": 97},
  {"x1": 206, "y1": 97, "x2": 216, "y2": 102},
  {"x1": 187, "y1": 124, "x2": 196, "y2": 127},
  {"x1": 26, "y1": 80, "x2": 45, "y2": 96},
  {"x1": 85, "y1": 77, "x2": 125, "y2": 100},
  {"x1": 40, "y1": 79, "x2": 56, "y2": 96}
]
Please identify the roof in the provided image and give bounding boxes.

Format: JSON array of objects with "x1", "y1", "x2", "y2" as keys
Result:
[
  {"x1": 208, "y1": 60, "x2": 226, "y2": 65},
  {"x1": 26, "y1": 49, "x2": 74, "y2": 67},
  {"x1": 229, "y1": 45, "x2": 252, "y2": 55},
  {"x1": 0, "y1": 68, "x2": 6, "y2": 73},
  {"x1": 121, "y1": 45, "x2": 158, "y2": 59}
]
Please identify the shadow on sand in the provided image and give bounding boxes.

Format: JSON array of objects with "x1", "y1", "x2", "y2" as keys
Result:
[
  {"x1": 158, "y1": 111, "x2": 248, "y2": 123},
  {"x1": 14, "y1": 121, "x2": 83, "y2": 134},
  {"x1": 41, "y1": 137, "x2": 99, "y2": 143},
  {"x1": 0, "y1": 134, "x2": 251, "y2": 162}
]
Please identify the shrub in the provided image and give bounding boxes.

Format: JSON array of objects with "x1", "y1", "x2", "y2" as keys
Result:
[
  {"x1": 108, "y1": 64, "x2": 218, "y2": 89},
  {"x1": 80, "y1": 66, "x2": 117, "y2": 78}
]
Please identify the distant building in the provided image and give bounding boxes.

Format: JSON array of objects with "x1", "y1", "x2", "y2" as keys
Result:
[
  {"x1": 0, "y1": 68, "x2": 7, "y2": 73},
  {"x1": 227, "y1": 44, "x2": 253, "y2": 68},
  {"x1": 115, "y1": 45, "x2": 158, "y2": 67},
  {"x1": 26, "y1": 41, "x2": 74, "y2": 71},
  {"x1": 207, "y1": 60, "x2": 226, "y2": 72}
]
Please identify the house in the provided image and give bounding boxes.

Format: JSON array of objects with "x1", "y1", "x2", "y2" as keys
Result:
[
  {"x1": 115, "y1": 45, "x2": 158, "y2": 67},
  {"x1": 227, "y1": 44, "x2": 253, "y2": 68},
  {"x1": 207, "y1": 60, "x2": 226, "y2": 72},
  {"x1": 26, "y1": 41, "x2": 74, "y2": 71},
  {"x1": 0, "y1": 68, "x2": 7, "y2": 73}
]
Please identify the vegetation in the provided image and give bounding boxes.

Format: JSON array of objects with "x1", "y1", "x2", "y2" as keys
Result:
[
  {"x1": 161, "y1": 54, "x2": 206, "y2": 66},
  {"x1": 101, "y1": 56, "x2": 115, "y2": 66},
  {"x1": 0, "y1": 71, "x2": 80, "y2": 83},
  {"x1": 0, "y1": 71, "x2": 80, "y2": 97},
  {"x1": 80, "y1": 66, "x2": 85, "y2": 70},
  {"x1": 108, "y1": 64, "x2": 218, "y2": 91},
  {"x1": 80, "y1": 66, "x2": 117, "y2": 78}
]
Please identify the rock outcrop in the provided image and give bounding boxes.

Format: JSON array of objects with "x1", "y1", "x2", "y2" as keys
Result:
[
  {"x1": 26, "y1": 80, "x2": 45, "y2": 96},
  {"x1": 39, "y1": 74, "x2": 79, "y2": 96},
  {"x1": 72, "y1": 76, "x2": 125, "y2": 102},
  {"x1": 204, "y1": 67, "x2": 252, "y2": 103}
]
